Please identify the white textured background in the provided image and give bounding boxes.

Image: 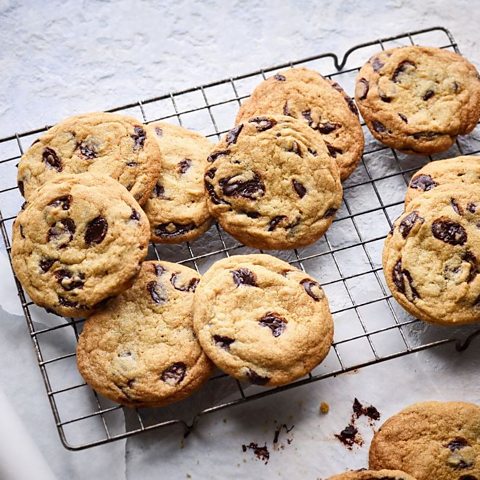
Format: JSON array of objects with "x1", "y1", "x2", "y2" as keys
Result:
[{"x1": 1, "y1": 1, "x2": 480, "y2": 479}]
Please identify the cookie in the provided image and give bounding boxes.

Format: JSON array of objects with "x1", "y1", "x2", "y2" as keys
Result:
[
  {"x1": 355, "y1": 46, "x2": 480, "y2": 154},
  {"x1": 236, "y1": 67, "x2": 364, "y2": 180},
  {"x1": 328, "y1": 470, "x2": 416, "y2": 480},
  {"x1": 17, "y1": 112, "x2": 162, "y2": 205},
  {"x1": 205, "y1": 115, "x2": 342, "y2": 250},
  {"x1": 77, "y1": 261, "x2": 213, "y2": 407},
  {"x1": 383, "y1": 184, "x2": 480, "y2": 325},
  {"x1": 369, "y1": 401, "x2": 480, "y2": 480},
  {"x1": 11, "y1": 172, "x2": 150, "y2": 318},
  {"x1": 405, "y1": 156, "x2": 480, "y2": 205},
  {"x1": 143, "y1": 122, "x2": 213, "y2": 243},
  {"x1": 193, "y1": 254, "x2": 334, "y2": 386}
]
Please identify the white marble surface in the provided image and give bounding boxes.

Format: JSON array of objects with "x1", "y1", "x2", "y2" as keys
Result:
[{"x1": 1, "y1": 1, "x2": 480, "y2": 479}]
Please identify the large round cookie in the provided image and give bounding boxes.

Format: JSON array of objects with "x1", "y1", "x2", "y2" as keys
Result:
[
  {"x1": 143, "y1": 122, "x2": 213, "y2": 243},
  {"x1": 383, "y1": 184, "x2": 480, "y2": 325},
  {"x1": 369, "y1": 401, "x2": 480, "y2": 480},
  {"x1": 328, "y1": 470, "x2": 416, "y2": 480},
  {"x1": 77, "y1": 261, "x2": 213, "y2": 407},
  {"x1": 11, "y1": 173, "x2": 150, "y2": 318},
  {"x1": 193, "y1": 254, "x2": 334, "y2": 386},
  {"x1": 236, "y1": 67, "x2": 364, "y2": 180},
  {"x1": 405, "y1": 156, "x2": 480, "y2": 206},
  {"x1": 355, "y1": 46, "x2": 480, "y2": 154},
  {"x1": 17, "y1": 112, "x2": 162, "y2": 205},
  {"x1": 205, "y1": 115, "x2": 342, "y2": 250}
]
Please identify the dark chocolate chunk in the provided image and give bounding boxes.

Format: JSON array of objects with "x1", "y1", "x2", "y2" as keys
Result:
[
  {"x1": 152, "y1": 183, "x2": 165, "y2": 198},
  {"x1": 273, "y1": 73, "x2": 286, "y2": 81},
  {"x1": 325, "y1": 142, "x2": 343, "y2": 158},
  {"x1": 19, "y1": 224, "x2": 25, "y2": 238},
  {"x1": 178, "y1": 158, "x2": 192, "y2": 174},
  {"x1": 392, "y1": 259, "x2": 419, "y2": 300},
  {"x1": 283, "y1": 101, "x2": 292, "y2": 116},
  {"x1": 288, "y1": 140, "x2": 302, "y2": 156},
  {"x1": 58, "y1": 296, "x2": 80, "y2": 308},
  {"x1": 398, "y1": 113, "x2": 408, "y2": 123},
  {"x1": 379, "y1": 92, "x2": 392, "y2": 103},
  {"x1": 448, "y1": 438, "x2": 469, "y2": 451},
  {"x1": 371, "y1": 57, "x2": 384, "y2": 72},
  {"x1": 161, "y1": 362, "x2": 186, "y2": 385},
  {"x1": 347, "y1": 97, "x2": 358, "y2": 115},
  {"x1": 39, "y1": 258, "x2": 55, "y2": 273},
  {"x1": 292, "y1": 179, "x2": 306, "y2": 198},
  {"x1": 335, "y1": 424, "x2": 359, "y2": 448},
  {"x1": 248, "y1": 116, "x2": 277, "y2": 132},
  {"x1": 353, "y1": 398, "x2": 380, "y2": 421},
  {"x1": 54, "y1": 269, "x2": 85, "y2": 291},
  {"x1": 78, "y1": 142, "x2": 97, "y2": 159},
  {"x1": 259, "y1": 312, "x2": 287, "y2": 337},
  {"x1": 268, "y1": 215, "x2": 288, "y2": 231},
  {"x1": 231, "y1": 268, "x2": 257, "y2": 287},
  {"x1": 246, "y1": 369, "x2": 270, "y2": 385},
  {"x1": 244, "y1": 211, "x2": 260, "y2": 218},
  {"x1": 451, "y1": 198, "x2": 464, "y2": 215},
  {"x1": 49, "y1": 195, "x2": 72, "y2": 210},
  {"x1": 155, "y1": 222, "x2": 196, "y2": 238},
  {"x1": 300, "y1": 278, "x2": 323, "y2": 301},
  {"x1": 357, "y1": 78, "x2": 369, "y2": 100},
  {"x1": 47, "y1": 218, "x2": 76, "y2": 247},
  {"x1": 205, "y1": 180, "x2": 229, "y2": 205},
  {"x1": 392, "y1": 60, "x2": 416, "y2": 82},
  {"x1": 170, "y1": 272, "x2": 199, "y2": 292},
  {"x1": 399, "y1": 211, "x2": 423, "y2": 238},
  {"x1": 131, "y1": 126, "x2": 146, "y2": 150},
  {"x1": 146, "y1": 281, "x2": 166, "y2": 304},
  {"x1": 410, "y1": 174, "x2": 437, "y2": 192},
  {"x1": 467, "y1": 202, "x2": 477, "y2": 213},
  {"x1": 459, "y1": 476, "x2": 477, "y2": 480},
  {"x1": 225, "y1": 124, "x2": 243, "y2": 145},
  {"x1": 85, "y1": 216, "x2": 108, "y2": 245},
  {"x1": 213, "y1": 335, "x2": 235, "y2": 350},
  {"x1": 463, "y1": 252, "x2": 477, "y2": 283},
  {"x1": 130, "y1": 209, "x2": 140, "y2": 221},
  {"x1": 423, "y1": 89, "x2": 435, "y2": 101},
  {"x1": 324, "y1": 208, "x2": 337, "y2": 218},
  {"x1": 126, "y1": 161, "x2": 137, "y2": 167},
  {"x1": 318, "y1": 122, "x2": 341, "y2": 134},
  {"x1": 154, "y1": 264, "x2": 166, "y2": 277},
  {"x1": 308, "y1": 147, "x2": 318, "y2": 156},
  {"x1": 18, "y1": 180, "x2": 24, "y2": 196},
  {"x1": 432, "y1": 218, "x2": 467, "y2": 246},
  {"x1": 302, "y1": 109, "x2": 313, "y2": 124},
  {"x1": 219, "y1": 173, "x2": 265, "y2": 200},
  {"x1": 412, "y1": 131, "x2": 440, "y2": 140},
  {"x1": 372, "y1": 120, "x2": 387, "y2": 133},
  {"x1": 207, "y1": 150, "x2": 230, "y2": 163},
  {"x1": 43, "y1": 147, "x2": 62, "y2": 171},
  {"x1": 452, "y1": 81, "x2": 461, "y2": 93}
]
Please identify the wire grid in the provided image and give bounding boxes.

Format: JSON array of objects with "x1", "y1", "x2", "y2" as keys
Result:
[{"x1": 1, "y1": 26, "x2": 479, "y2": 451}]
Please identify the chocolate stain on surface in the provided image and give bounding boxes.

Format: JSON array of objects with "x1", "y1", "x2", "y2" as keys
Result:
[{"x1": 242, "y1": 443, "x2": 270, "y2": 464}]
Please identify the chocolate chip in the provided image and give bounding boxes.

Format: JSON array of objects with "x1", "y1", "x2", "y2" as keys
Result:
[
  {"x1": 20, "y1": 201, "x2": 27, "y2": 210},
  {"x1": 412, "y1": 131, "x2": 440, "y2": 140},
  {"x1": 78, "y1": 142, "x2": 97, "y2": 159},
  {"x1": 335, "y1": 424, "x2": 359, "y2": 448},
  {"x1": 357, "y1": 78, "x2": 369, "y2": 100},
  {"x1": 288, "y1": 141, "x2": 302, "y2": 156},
  {"x1": 467, "y1": 203, "x2": 477, "y2": 213},
  {"x1": 85, "y1": 216, "x2": 108, "y2": 245},
  {"x1": 231, "y1": 268, "x2": 257, "y2": 287},
  {"x1": 448, "y1": 438, "x2": 470, "y2": 451},
  {"x1": 213, "y1": 335, "x2": 235, "y2": 349},
  {"x1": 324, "y1": 208, "x2": 337, "y2": 218},
  {"x1": 54, "y1": 269, "x2": 85, "y2": 291},
  {"x1": 155, "y1": 222, "x2": 196, "y2": 238},
  {"x1": 207, "y1": 150, "x2": 230, "y2": 163},
  {"x1": 58, "y1": 296, "x2": 79, "y2": 308},
  {"x1": 259, "y1": 312, "x2": 287, "y2": 337},
  {"x1": 463, "y1": 252, "x2": 478, "y2": 283},
  {"x1": 225, "y1": 124, "x2": 243, "y2": 146},
  {"x1": 379, "y1": 92, "x2": 392, "y2": 103},
  {"x1": 39, "y1": 258, "x2": 55, "y2": 273},
  {"x1": 248, "y1": 116, "x2": 277, "y2": 131},
  {"x1": 131, "y1": 126, "x2": 146, "y2": 150},
  {"x1": 154, "y1": 264, "x2": 166, "y2": 277},
  {"x1": 423, "y1": 89, "x2": 435, "y2": 101},
  {"x1": 18, "y1": 180, "x2": 24, "y2": 196},
  {"x1": 43, "y1": 147, "x2": 62, "y2": 171},
  {"x1": 170, "y1": 272, "x2": 199, "y2": 292},
  {"x1": 300, "y1": 279, "x2": 323, "y2": 301},
  {"x1": 283, "y1": 101, "x2": 292, "y2": 116},
  {"x1": 398, "y1": 113, "x2": 408, "y2": 123},
  {"x1": 244, "y1": 211, "x2": 260, "y2": 218},
  {"x1": 268, "y1": 215, "x2": 287, "y2": 231},
  {"x1": 347, "y1": 97, "x2": 358, "y2": 116},
  {"x1": 432, "y1": 218, "x2": 467, "y2": 246},
  {"x1": 155, "y1": 127, "x2": 163, "y2": 137},
  {"x1": 19, "y1": 224, "x2": 25, "y2": 238},
  {"x1": 302, "y1": 109, "x2": 313, "y2": 124},
  {"x1": 292, "y1": 179, "x2": 306, "y2": 198},
  {"x1": 205, "y1": 180, "x2": 228, "y2": 205},
  {"x1": 246, "y1": 369, "x2": 270, "y2": 385},
  {"x1": 392, "y1": 260, "x2": 419, "y2": 301},
  {"x1": 178, "y1": 158, "x2": 192, "y2": 174},
  {"x1": 219, "y1": 173, "x2": 265, "y2": 200},
  {"x1": 392, "y1": 60, "x2": 416, "y2": 82},
  {"x1": 325, "y1": 142, "x2": 343, "y2": 158},
  {"x1": 152, "y1": 183, "x2": 165, "y2": 198},
  {"x1": 273, "y1": 73, "x2": 286, "y2": 81},
  {"x1": 49, "y1": 195, "x2": 72, "y2": 210},
  {"x1": 161, "y1": 362, "x2": 186, "y2": 385},
  {"x1": 459, "y1": 476, "x2": 477, "y2": 480},
  {"x1": 308, "y1": 147, "x2": 317, "y2": 156},
  {"x1": 318, "y1": 122, "x2": 341, "y2": 134},
  {"x1": 147, "y1": 281, "x2": 167, "y2": 304},
  {"x1": 372, "y1": 120, "x2": 387, "y2": 133},
  {"x1": 130, "y1": 209, "x2": 140, "y2": 221},
  {"x1": 410, "y1": 174, "x2": 437, "y2": 192},
  {"x1": 371, "y1": 57, "x2": 384, "y2": 72},
  {"x1": 399, "y1": 211, "x2": 423, "y2": 238},
  {"x1": 451, "y1": 199, "x2": 464, "y2": 215},
  {"x1": 47, "y1": 218, "x2": 76, "y2": 247},
  {"x1": 453, "y1": 81, "x2": 461, "y2": 93}
]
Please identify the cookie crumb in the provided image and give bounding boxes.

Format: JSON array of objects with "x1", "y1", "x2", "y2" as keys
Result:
[{"x1": 320, "y1": 401, "x2": 330, "y2": 414}]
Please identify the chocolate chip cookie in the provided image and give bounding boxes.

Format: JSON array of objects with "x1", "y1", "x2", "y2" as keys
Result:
[
  {"x1": 205, "y1": 115, "x2": 342, "y2": 250},
  {"x1": 17, "y1": 112, "x2": 162, "y2": 205},
  {"x1": 193, "y1": 254, "x2": 334, "y2": 386},
  {"x1": 236, "y1": 67, "x2": 364, "y2": 180},
  {"x1": 383, "y1": 184, "x2": 480, "y2": 325},
  {"x1": 355, "y1": 46, "x2": 480, "y2": 154},
  {"x1": 328, "y1": 470, "x2": 416, "y2": 480},
  {"x1": 369, "y1": 401, "x2": 480, "y2": 480},
  {"x1": 143, "y1": 122, "x2": 213, "y2": 243},
  {"x1": 405, "y1": 156, "x2": 480, "y2": 205},
  {"x1": 77, "y1": 261, "x2": 213, "y2": 407},
  {"x1": 11, "y1": 172, "x2": 150, "y2": 318}
]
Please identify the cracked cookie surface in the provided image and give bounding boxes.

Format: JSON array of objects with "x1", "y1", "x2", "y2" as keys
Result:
[
  {"x1": 328, "y1": 469, "x2": 416, "y2": 480},
  {"x1": 193, "y1": 254, "x2": 333, "y2": 386},
  {"x1": 355, "y1": 46, "x2": 480, "y2": 154}
]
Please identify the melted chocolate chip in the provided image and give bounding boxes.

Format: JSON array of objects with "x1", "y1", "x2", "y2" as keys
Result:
[
  {"x1": 205, "y1": 180, "x2": 228, "y2": 205},
  {"x1": 231, "y1": 268, "x2": 257, "y2": 287},
  {"x1": 246, "y1": 369, "x2": 270, "y2": 385},
  {"x1": 399, "y1": 211, "x2": 423, "y2": 238},
  {"x1": 54, "y1": 269, "x2": 85, "y2": 291},
  {"x1": 244, "y1": 211, "x2": 260, "y2": 218},
  {"x1": 292, "y1": 179, "x2": 306, "y2": 198},
  {"x1": 335, "y1": 424, "x2": 359, "y2": 448},
  {"x1": 463, "y1": 252, "x2": 478, "y2": 283},
  {"x1": 18, "y1": 180, "x2": 24, "y2": 196},
  {"x1": 207, "y1": 150, "x2": 230, "y2": 163},
  {"x1": 398, "y1": 113, "x2": 408, "y2": 123},
  {"x1": 392, "y1": 60, "x2": 416, "y2": 82},
  {"x1": 467, "y1": 202, "x2": 477, "y2": 213},
  {"x1": 248, "y1": 116, "x2": 277, "y2": 131},
  {"x1": 78, "y1": 142, "x2": 97, "y2": 159},
  {"x1": 58, "y1": 296, "x2": 80, "y2": 308},
  {"x1": 49, "y1": 195, "x2": 72, "y2": 210},
  {"x1": 324, "y1": 208, "x2": 337, "y2": 218},
  {"x1": 410, "y1": 174, "x2": 437, "y2": 192},
  {"x1": 152, "y1": 183, "x2": 165, "y2": 198},
  {"x1": 178, "y1": 158, "x2": 192, "y2": 174},
  {"x1": 268, "y1": 215, "x2": 287, "y2": 231},
  {"x1": 155, "y1": 222, "x2": 196, "y2": 238},
  {"x1": 308, "y1": 147, "x2": 317, "y2": 156},
  {"x1": 300, "y1": 278, "x2": 323, "y2": 301},
  {"x1": 448, "y1": 438, "x2": 469, "y2": 451},
  {"x1": 357, "y1": 78, "x2": 369, "y2": 100},
  {"x1": 325, "y1": 142, "x2": 343, "y2": 158},
  {"x1": 318, "y1": 122, "x2": 341, "y2": 134},
  {"x1": 213, "y1": 335, "x2": 235, "y2": 349},
  {"x1": 392, "y1": 260, "x2": 419, "y2": 300},
  {"x1": 423, "y1": 89, "x2": 435, "y2": 101},
  {"x1": 273, "y1": 73, "x2": 286, "y2": 81},
  {"x1": 19, "y1": 225, "x2": 25, "y2": 238},
  {"x1": 131, "y1": 126, "x2": 146, "y2": 150},
  {"x1": 412, "y1": 131, "x2": 440, "y2": 140},
  {"x1": 352, "y1": 398, "x2": 380, "y2": 421},
  {"x1": 47, "y1": 218, "x2": 76, "y2": 247},
  {"x1": 43, "y1": 147, "x2": 62, "y2": 171},
  {"x1": 302, "y1": 109, "x2": 313, "y2": 124},
  {"x1": 147, "y1": 281, "x2": 166, "y2": 304},
  {"x1": 170, "y1": 272, "x2": 199, "y2": 292},
  {"x1": 283, "y1": 101, "x2": 292, "y2": 116},
  {"x1": 225, "y1": 124, "x2": 243, "y2": 145},
  {"x1": 154, "y1": 264, "x2": 166, "y2": 277},
  {"x1": 130, "y1": 209, "x2": 140, "y2": 221},
  {"x1": 85, "y1": 216, "x2": 108, "y2": 245},
  {"x1": 161, "y1": 362, "x2": 186, "y2": 385},
  {"x1": 372, "y1": 120, "x2": 387, "y2": 133},
  {"x1": 346, "y1": 97, "x2": 359, "y2": 115},
  {"x1": 39, "y1": 258, "x2": 55, "y2": 273},
  {"x1": 432, "y1": 218, "x2": 467, "y2": 246},
  {"x1": 451, "y1": 199, "x2": 464, "y2": 215},
  {"x1": 259, "y1": 312, "x2": 287, "y2": 337},
  {"x1": 219, "y1": 173, "x2": 265, "y2": 200},
  {"x1": 379, "y1": 92, "x2": 392, "y2": 103},
  {"x1": 288, "y1": 140, "x2": 302, "y2": 156},
  {"x1": 371, "y1": 57, "x2": 384, "y2": 72}
]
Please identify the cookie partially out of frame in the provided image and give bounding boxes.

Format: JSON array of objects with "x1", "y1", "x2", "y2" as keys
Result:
[
  {"x1": 205, "y1": 115, "x2": 342, "y2": 250},
  {"x1": 369, "y1": 401, "x2": 480, "y2": 480},
  {"x1": 236, "y1": 67, "x2": 364, "y2": 180},
  {"x1": 355, "y1": 46, "x2": 480, "y2": 154},
  {"x1": 17, "y1": 112, "x2": 162, "y2": 205},
  {"x1": 143, "y1": 122, "x2": 213, "y2": 243},
  {"x1": 328, "y1": 470, "x2": 416, "y2": 480},
  {"x1": 193, "y1": 254, "x2": 334, "y2": 386},
  {"x1": 12, "y1": 173, "x2": 150, "y2": 318},
  {"x1": 77, "y1": 261, "x2": 213, "y2": 407}
]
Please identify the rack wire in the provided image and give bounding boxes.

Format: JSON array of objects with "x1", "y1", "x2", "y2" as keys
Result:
[{"x1": 1, "y1": 26, "x2": 479, "y2": 451}]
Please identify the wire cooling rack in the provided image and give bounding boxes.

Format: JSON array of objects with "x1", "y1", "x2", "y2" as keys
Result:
[{"x1": 1, "y1": 26, "x2": 480, "y2": 451}]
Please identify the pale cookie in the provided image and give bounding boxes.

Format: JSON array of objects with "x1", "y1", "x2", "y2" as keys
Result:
[
  {"x1": 356, "y1": 46, "x2": 480, "y2": 154},
  {"x1": 17, "y1": 112, "x2": 162, "y2": 205},
  {"x1": 193, "y1": 254, "x2": 334, "y2": 386},
  {"x1": 205, "y1": 115, "x2": 342, "y2": 250},
  {"x1": 328, "y1": 469, "x2": 416, "y2": 480},
  {"x1": 143, "y1": 122, "x2": 213, "y2": 243},
  {"x1": 369, "y1": 401, "x2": 480, "y2": 480},
  {"x1": 77, "y1": 261, "x2": 213, "y2": 407},
  {"x1": 11, "y1": 173, "x2": 150, "y2": 318},
  {"x1": 236, "y1": 67, "x2": 364, "y2": 180}
]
